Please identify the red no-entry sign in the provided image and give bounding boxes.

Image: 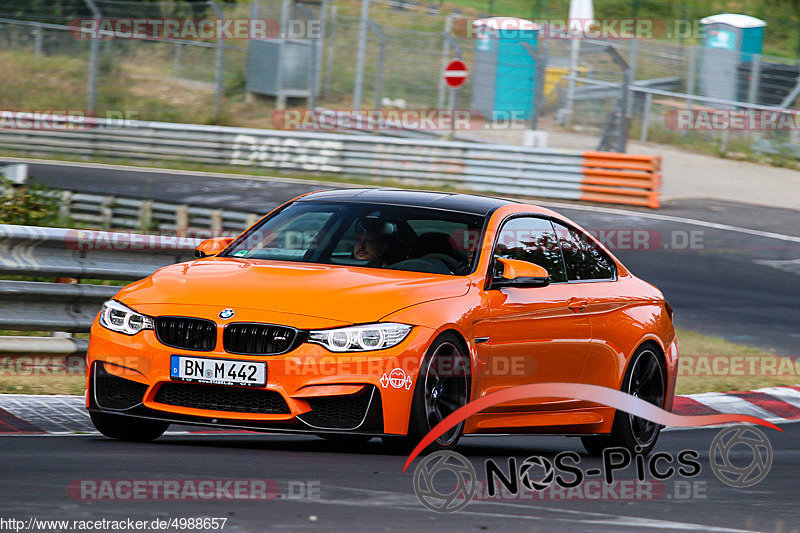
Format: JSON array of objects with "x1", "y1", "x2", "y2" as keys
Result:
[{"x1": 443, "y1": 59, "x2": 468, "y2": 88}]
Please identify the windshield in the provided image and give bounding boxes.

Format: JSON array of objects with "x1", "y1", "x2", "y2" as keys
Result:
[{"x1": 223, "y1": 201, "x2": 485, "y2": 276}]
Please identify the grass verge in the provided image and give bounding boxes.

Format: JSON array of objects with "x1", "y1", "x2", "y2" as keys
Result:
[{"x1": 675, "y1": 329, "x2": 799, "y2": 395}]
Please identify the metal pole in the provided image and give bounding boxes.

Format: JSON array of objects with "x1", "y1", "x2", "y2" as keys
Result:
[
  {"x1": 316, "y1": 0, "x2": 328, "y2": 102},
  {"x1": 323, "y1": 6, "x2": 337, "y2": 98},
  {"x1": 373, "y1": 32, "x2": 385, "y2": 109},
  {"x1": 309, "y1": 37, "x2": 318, "y2": 109},
  {"x1": 296, "y1": 3, "x2": 320, "y2": 109},
  {"x1": 174, "y1": 42, "x2": 183, "y2": 77},
  {"x1": 33, "y1": 25, "x2": 42, "y2": 57},
  {"x1": 627, "y1": 0, "x2": 639, "y2": 117},
  {"x1": 605, "y1": 45, "x2": 631, "y2": 153},
  {"x1": 87, "y1": 29, "x2": 99, "y2": 113},
  {"x1": 366, "y1": 20, "x2": 385, "y2": 109},
  {"x1": 353, "y1": 0, "x2": 370, "y2": 109},
  {"x1": 438, "y1": 15, "x2": 454, "y2": 110},
  {"x1": 449, "y1": 87, "x2": 456, "y2": 136},
  {"x1": 208, "y1": 1, "x2": 224, "y2": 118},
  {"x1": 521, "y1": 41, "x2": 544, "y2": 130},
  {"x1": 276, "y1": 0, "x2": 292, "y2": 109},
  {"x1": 83, "y1": 0, "x2": 101, "y2": 113},
  {"x1": 279, "y1": 0, "x2": 291, "y2": 33},
  {"x1": 531, "y1": 42, "x2": 546, "y2": 130},
  {"x1": 640, "y1": 91, "x2": 651, "y2": 143},
  {"x1": 375, "y1": 41, "x2": 384, "y2": 109},
  {"x1": 564, "y1": 37, "x2": 580, "y2": 126},
  {"x1": 627, "y1": 39, "x2": 638, "y2": 114},
  {"x1": 686, "y1": 45, "x2": 696, "y2": 111},
  {"x1": 748, "y1": 54, "x2": 761, "y2": 104},
  {"x1": 618, "y1": 65, "x2": 631, "y2": 152}
]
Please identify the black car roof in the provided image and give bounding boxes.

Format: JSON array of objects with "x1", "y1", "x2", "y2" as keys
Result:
[{"x1": 297, "y1": 188, "x2": 515, "y2": 216}]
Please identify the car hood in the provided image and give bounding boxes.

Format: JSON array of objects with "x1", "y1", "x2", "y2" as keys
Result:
[{"x1": 116, "y1": 257, "x2": 470, "y2": 324}]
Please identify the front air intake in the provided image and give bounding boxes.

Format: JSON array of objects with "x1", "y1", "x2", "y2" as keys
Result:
[
  {"x1": 223, "y1": 323, "x2": 300, "y2": 355},
  {"x1": 155, "y1": 317, "x2": 217, "y2": 351}
]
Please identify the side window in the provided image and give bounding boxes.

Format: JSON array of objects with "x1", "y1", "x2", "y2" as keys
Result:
[
  {"x1": 552, "y1": 221, "x2": 616, "y2": 281},
  {"x1": 493, "y1": 217, "x2": 567, "y2": 283}
]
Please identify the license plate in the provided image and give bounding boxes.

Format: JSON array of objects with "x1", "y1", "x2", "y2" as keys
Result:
[{"x1": 170, "y1": 355, "x2": 266, "y2": 387}]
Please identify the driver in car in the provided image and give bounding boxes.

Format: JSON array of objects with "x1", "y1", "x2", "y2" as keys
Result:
[{"x1": 353, "y1": 219, "x2": 392, "y2": 267}]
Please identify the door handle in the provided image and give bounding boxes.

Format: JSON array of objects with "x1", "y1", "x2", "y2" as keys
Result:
[{"x1": 568, "y1": 298, "x2": 589, "y2": 311}]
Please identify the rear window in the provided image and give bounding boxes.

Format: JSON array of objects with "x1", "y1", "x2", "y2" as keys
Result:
[{"x1": 552, "y1": 221, "x2": 616, "y2": 281}]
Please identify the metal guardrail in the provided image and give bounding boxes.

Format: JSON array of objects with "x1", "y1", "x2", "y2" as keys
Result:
[
  {"x1": 0, "y1": 113, "x2": 661, "y2": 208},
  {"x1": 54, "y1": 191, "x2": 261, "y2": 234},
  {"x1": 0, "y1": 224, "x2": 201, "y2": 337},
  {"x1": 0, "y1": 336, "x2": 88, "y2": 355},
  {"x1": 0, "y1": 280, "x2": 118, "y2": 332},
  {"x1": 3, "y1": 165, "x2": 261, "y2": 233},
  {"x1": 0, "y1": 224, "x2": 199, "y2": 280}
]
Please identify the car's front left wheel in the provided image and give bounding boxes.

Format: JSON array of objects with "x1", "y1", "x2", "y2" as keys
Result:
[
  {"x1": 90, "y1": 411, "x2": 169, "y2": 442},
  {"x1": 384, "y1": 333, "x2": 470, "y2": 453}
]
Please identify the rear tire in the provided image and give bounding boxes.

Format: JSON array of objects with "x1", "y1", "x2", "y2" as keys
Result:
[
  {"x1": 90, "y1": 411, "x2": 169, "y2": 442},
  {"x1": 387, "y1": 333, "x2": 470, "y2": 453},
  {"x1": 582, "y1": 345, "x2": 666, "y2": 457}
]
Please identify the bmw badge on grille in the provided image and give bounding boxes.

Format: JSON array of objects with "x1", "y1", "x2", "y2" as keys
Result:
[{"x1": 219, "y1": 308, "x2": 235, "y2": 320}]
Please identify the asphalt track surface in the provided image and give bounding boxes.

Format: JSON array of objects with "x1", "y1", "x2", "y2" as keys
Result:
[
  {"x1": 3, "y1": 158, "x2": 800, "y2": 530},
  {"x1": 0, "y1": 425, "x2": 798, "y2": 532}
]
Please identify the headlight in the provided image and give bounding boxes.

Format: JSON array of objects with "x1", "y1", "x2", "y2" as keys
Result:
[
  {"x1": 308, "y1": 323, "x2": 412, "y2": 352},
  {"x1": 98, "y1": 300, "x2": 154, "y2": 335}
]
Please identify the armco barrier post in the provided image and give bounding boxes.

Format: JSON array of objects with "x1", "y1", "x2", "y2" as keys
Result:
[{"x1": 175, "y1": 205, "x2": 189, "y2": 235}]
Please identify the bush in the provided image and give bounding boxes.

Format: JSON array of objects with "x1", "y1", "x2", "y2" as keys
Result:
[{"x1": 0, "y1": 178, "x2": 66, "y2": 226}]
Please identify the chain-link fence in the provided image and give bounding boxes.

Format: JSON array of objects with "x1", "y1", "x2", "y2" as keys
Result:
[{"x1": 2, "y1": 0, "x2": 800, "y2": 155}]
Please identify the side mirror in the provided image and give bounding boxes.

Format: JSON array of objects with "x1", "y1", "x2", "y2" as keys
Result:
[
  {"x1": 492, "y1": 257, "x2": 550, "y2": 288},
  {"x1": 195, "y1": 237, "x2": 234, "y2": 258}
]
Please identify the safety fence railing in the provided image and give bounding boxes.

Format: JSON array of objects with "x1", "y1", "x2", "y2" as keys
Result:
[
  {"x1": 2, "y1": 163, "x2": 262, "y2": 234},
  {"x1": 53, "y1": 191, "x2": 261, "y2": 234},
  {"x1": 0, "y1": 113, "x2": 662, "y2": 208},
  {"x1": 0, "y1": 224, "x2": 200, "y2": 345}
]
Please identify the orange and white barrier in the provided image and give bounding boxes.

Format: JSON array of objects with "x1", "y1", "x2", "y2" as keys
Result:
[{"x1": 580, "y1": 151, "x2": 661, "y2": 209}]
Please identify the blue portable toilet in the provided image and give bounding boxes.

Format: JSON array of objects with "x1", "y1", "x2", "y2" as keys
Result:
[
  {"x1": 471, "y1": 17, "x2": 539, "y2": 121},
  {"x1": 699, "y1": 13, "x2": 766, "y2": 102}
]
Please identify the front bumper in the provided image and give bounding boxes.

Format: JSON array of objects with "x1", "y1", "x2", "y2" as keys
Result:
[{"x1": 87, "y1": 311, "x2": 434, "y2": 435}]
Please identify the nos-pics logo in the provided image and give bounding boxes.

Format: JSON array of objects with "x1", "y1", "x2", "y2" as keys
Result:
[{"x1": 412, "y1": 425, "x2": 773, "y2": 513}]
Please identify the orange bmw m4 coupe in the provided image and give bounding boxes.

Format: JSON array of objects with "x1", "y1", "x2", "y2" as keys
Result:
[{"x1": 87, "y1": 189, "x2": 678, "y2": 455}]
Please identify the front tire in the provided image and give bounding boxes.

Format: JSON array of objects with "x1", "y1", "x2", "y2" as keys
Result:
[
  {"x1": 90, "y1": 411, "x2": 169, "y2": 442},
  {"x1": 385, "y1": 333, "x2": 470, "y2": 453},
  {"x1": 582, "y1": 345, "x2": 666, "y2": 457}
]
